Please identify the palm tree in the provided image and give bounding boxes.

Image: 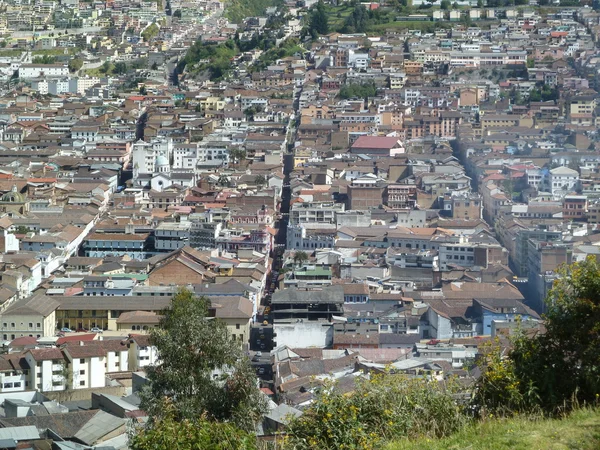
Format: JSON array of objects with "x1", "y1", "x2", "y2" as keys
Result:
[{"x1": 293, "y1": 251, "x2": 308, "y2": 267}]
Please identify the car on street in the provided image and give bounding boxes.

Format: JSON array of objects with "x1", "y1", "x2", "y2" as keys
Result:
[
  {"x1": 60, "y1": 327, "x2": 72, "y2": 333},
  {"x1": 90, "y1": 327, "x2": 103, "y2": 333}
]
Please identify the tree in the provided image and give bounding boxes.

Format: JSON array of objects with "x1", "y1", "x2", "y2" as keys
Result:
[
  {"x1": 113, "y1": 62, "x2": 127, "y2": 75},
  {"x1": 150, "y1": 61, "x2": 159, "y2": 70},
  {"x1": 254, "y1": 175, "x2": 267, "y2": 189},
  {"x1": 477, "y1": 0, "x2": 484, "y2": 7},
  {"x1": 526, "y1": 57, "x2": 535, "y2": 68},
  {"x1": 173, "y1": 9, "x2": 182, "y2": 18},
  {"x1": 68, "y1": 58, "x2": 83, "y2": 73},
  {"x1": 293, "y1": 250, "x2": 308, "y2": 267},
  {"x1": 476, "y1": 256, "x2": 600, "y2": 415},
  {"x1": 441, "y1": 0, "x2": 451, "y2": 9},
  {"x1": 308, "y1": 1, "x2": 329, "y2": 37},
  {"x1": 99, "y1": 61, "x2": 112, "y2": 74},
  {"x1": 138, "y1": 288, "x2": 267, "y2": 431},
  {"x1": 130, "y1": 402, "x2": 258, "y2": 450},
  {"x1": 229, "y1": 148, "x2": 246, "y2": 166},
  {"x1": 141, "y1": 23, "x2": 160, "y2": 42}
]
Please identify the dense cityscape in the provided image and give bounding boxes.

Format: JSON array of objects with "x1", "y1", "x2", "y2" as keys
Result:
[{"x1": 0, "y1": 0, "x2": 595, "y2": 447}]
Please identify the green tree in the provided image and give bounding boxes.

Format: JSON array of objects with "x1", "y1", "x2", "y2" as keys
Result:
[
  {"x1": 476, "y1": 256, "x2": 600, "y2": 415},
  {"x1": 526, "y1": 57, "x2": 535, "y2": 68},
  {"x1": 139, "y1": 288, "x2": 267, "y2": 431},
  {"x1": 130, "y1": 402, "x2": 258, "y2": 450},
  {"x1": 477, "y1": 0, "x2": 484, "y2": 7},
  {"x1": 113, "y1": 62, "x2": 127, "y2": 74},
  {"x1": 99, "y1": 61, "x2": 112, "y2": 74},
  {"x1": 32, "y1": 55, "x2": 56, "y2": 64},
  {"x1": 68, "y1": 58, "x2": 83, "y2": 73},
  {"x1": 151, "y1": 61, "x2": 159, "y2": 70},
  {"x1": 254, "y1": 174, "x2": 267, "y2": 189},
  {"x1": 308, "y1": 1, "x2": 329, "y2": 37},
  {"x1": 173, "y1": 9, "x2": 182, "y2": 18},
  {"x1": 141, "y1": 23, "x2": 159, "y2": 42},
  {"x1": 293, "y1": 250, "x2": 308, "y2": 267},
  {"x1": 229, "y1": 148, "x2": 246, "y2": 165},
  {"x1": 441, "y1": 0, "x2": 451, "y2": 9}
]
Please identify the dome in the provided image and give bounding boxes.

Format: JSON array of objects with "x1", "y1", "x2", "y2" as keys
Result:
[
  {"x1": 1, "y1": 186, "x2": 24, "y2": 203},
  {"x1": 156, "y1": 155, "x2": 169, "y2": 167}
]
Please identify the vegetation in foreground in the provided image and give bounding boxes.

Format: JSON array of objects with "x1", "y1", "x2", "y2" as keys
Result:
[
  {"x1": 129, "y1": 256, "x2": 600, "y2": 449},
  {"x1": 129, "y1": 288, "x2": 267, "y2": 450},
  {"x1": 387, "y1": 408, "x2": 600, "y2": 450}
]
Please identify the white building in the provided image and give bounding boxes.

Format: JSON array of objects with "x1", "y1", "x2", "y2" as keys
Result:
[
  {"x1": 18, "y1": 64, "x2": 69, "y2": 79},
  {"x1": 548, "y1": 166, "x2": 579, "y2": 199}
]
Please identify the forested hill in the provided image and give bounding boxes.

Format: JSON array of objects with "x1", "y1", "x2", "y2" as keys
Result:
[{"x1": 225, "y1": 0, "x2": 284, "y2": 23}]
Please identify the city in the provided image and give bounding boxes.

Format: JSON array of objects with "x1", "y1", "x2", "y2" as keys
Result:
[{"x1": 0, "y1": 0, "x2": 595, "y2": 447}]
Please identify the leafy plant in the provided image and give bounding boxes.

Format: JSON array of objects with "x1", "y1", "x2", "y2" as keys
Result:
[
  {"x1": 285, "y1": 375, "x2": 467, "y2": 450},
  {"x1": 138, "y1": 288, "x2": 268, "y2": 432}
]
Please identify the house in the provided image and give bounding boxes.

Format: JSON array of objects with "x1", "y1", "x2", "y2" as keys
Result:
[
  {"x1": 62, "y1": 344, "x2": 107, "y2": 390},
  {"x1": 0, "y1": 294, "x2": 59, "y2": 341},
  {"x1": 126, "y1": 335, "x2": 158, "y2": 371},
  {"x1": 350, "y1": 136, "x2": 405, "y2": 156}
]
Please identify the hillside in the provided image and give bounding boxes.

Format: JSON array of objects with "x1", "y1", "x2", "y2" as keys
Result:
[
  {"x1": 387, "y1": 408, "x2": 600, "y2": 450},
  {"x1": 225, "y1": 0, "x2": 283, "y2": 23}
]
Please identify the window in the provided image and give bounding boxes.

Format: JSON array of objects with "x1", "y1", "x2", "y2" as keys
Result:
[
  {"x1": 79, "y1": 359, "x2": 85, "y2": 364},
  {"x1": 236, "y1": 324, "x2": 240, "y2": 330},
  {"x1": 2, "y1": 323, "x2": 6, "y2": 328},
  {"x1": 80, "y1": 370, "x2": 85, "y2": 375},
  {"x1": 80, "y1": 381, "x2": 85, "y2": 386},
  {"x1": 52, "y1": 381, "x2": 62, "y2": 387},
  {"x1": 13, "y1": 382, "x2": 20, "y2": 388},
  {"x1": 10, "y1": 323, "x2": 14, "y2": 328},
  {"x1": 28, "y1": 323, "x2": 33, "y2": 329}
]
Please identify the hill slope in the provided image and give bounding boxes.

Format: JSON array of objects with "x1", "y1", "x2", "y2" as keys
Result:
[
  {"x1": 225, "y1": 0, "x2": 283, "y2": 23},
  {"x1": 388, "y1": 408, "x2": 600, "y2": 450}
]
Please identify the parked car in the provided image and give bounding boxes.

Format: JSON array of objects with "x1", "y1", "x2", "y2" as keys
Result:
[
  {"x1": 90, "y1": 327, "x2": 103, "y2": 333},
  {"x1": 255, "y1": 351, "x2": 262, "y2": 358},
  {"x1": 76, "y1": 327, "x2": 88, "y2": 333},
  {"x1": 60, "y1": 327, "x2": 72, "y2": 333}
]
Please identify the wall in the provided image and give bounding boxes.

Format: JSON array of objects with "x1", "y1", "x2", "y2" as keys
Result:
[
  {"x1": 44, "y1": 384, "x2": 127, "y2": 402},
  {"x1": 273, "y1": 322, "x2": 333, "y2": 348},
  {"x1": 426, "y1": 308, "x2": 452, "y2": 339}
]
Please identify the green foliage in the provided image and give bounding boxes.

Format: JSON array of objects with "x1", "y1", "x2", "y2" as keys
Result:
[
  {"x1": 173, "y1": 9, "x2": 182, "y2": 18},
  {"x1": 178, "y1": 39, "x2": 237, "y2": 81},
  {"x1": 141, "y1": 23, "x2": 159, "y2": 42},
  {"x1": 254, "y1": 174, "x2": 267, "y2": 188},
  {"x1": 130, "y1": 402, "x2": 258, "y2": 450},
  {"x1": 528, "y1": 84, "x2": 558, "y2": 103},
  {"x1": 68, "y1": 58, "x2": 83, "y2": 73},
  {"x1": 308, "y1": 1, "x2": 329, "y2": 37},
  {"x1": 440, "y1": 0, "x2": 450, "y2": 9},
  {"x1": 226, "y1": 0, "x2": 283, "y2": 24},
  {"x1": 339, "y1": 81, "x2": 377, "y2": 99},
  {"x1": 475, "y1": 257, "x2": 600, "y2": 416},
  {"x1": 138, "y1": 288, "x2": 268, "y2": 432},
  {"x1": 285, "y1": 375, "x2": 467, "y2": 450},
  {"x1": 341, "y1": 4, "x2": 370, "y2": 33},
  {"x1": 11, "y1": 225, "x2": 31, "y2": 235},
  {"x1": 251, "y1": 38, "x2": 303, "y2": 72},
  {"x1": 32, "y1": 55, "x2": 56, "y2": 64}
]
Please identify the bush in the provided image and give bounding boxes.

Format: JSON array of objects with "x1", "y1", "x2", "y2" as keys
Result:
[
  {"x1": 285, "y1": 374, "x2": 468, "y2": 450},
  {"x1": 130, "y1": 401, "x2": 258, "y2": 450},
  {"x1": 475, "y1": 257, "x2": 600, "y2": 416}
]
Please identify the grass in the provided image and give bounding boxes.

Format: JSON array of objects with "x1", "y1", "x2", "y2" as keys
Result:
[
  {"x1": 32, "y1": 48, "x2": 80, "y2": 56},
  {"x1": 387, "y1": 408, "x2": 600, "y2": 450}
]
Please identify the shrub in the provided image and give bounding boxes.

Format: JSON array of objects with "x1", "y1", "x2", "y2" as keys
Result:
[{"x1": 285, "y1": 374, "x2": 468, "y2": 450}]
